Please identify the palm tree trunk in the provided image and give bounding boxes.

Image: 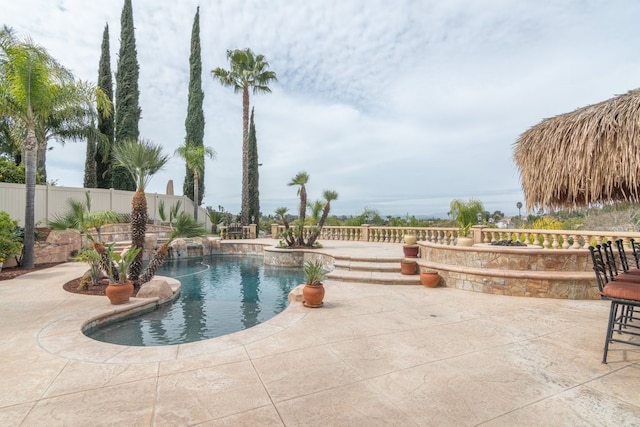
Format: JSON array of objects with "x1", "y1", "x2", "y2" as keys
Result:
[
  {"x1": 297, "y1": 187, "x2": 307, "y2": 246},
  {"x1": 241, "y1": 85, "x2": 250, "y2": 225},
  {"x1": 307, "y1": 202, "x2": 331, "y2": 247},
  {"x1": 129, "y1": 189, "x2": 147, "y2": 282},
  {"x1": 22, "y1": 125, "x2": 38, "y2": 269},
  {"x1": 139, "y1": 243, "x2": 169, "y2": 284},
  {"x1": 36, "y1": 139, "x2": 48, "y2": 184},
  {"x1": 193, "y1": 173, "x2": 199, "y2": 220}
]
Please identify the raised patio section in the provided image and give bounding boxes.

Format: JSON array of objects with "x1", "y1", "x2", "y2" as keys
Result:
[{"x1": 417, "y1": 241, "x2": 598, "y2": 299}]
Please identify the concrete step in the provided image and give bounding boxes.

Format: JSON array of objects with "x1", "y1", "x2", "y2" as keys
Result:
[
  {"x1": 333, "y1": 259, "x2": 402, "y2": 272},
  {"x1": 327, "y1": 269, "x2": 421, "y2": 285},
  {"x1": 329, "y1": 255, "x2": 421, "y2": 285}
]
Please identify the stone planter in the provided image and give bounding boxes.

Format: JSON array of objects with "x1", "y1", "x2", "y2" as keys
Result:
[
  {"x1": 456, "y1": 236, "x2": 474, "y2": 247},
  {"x1": 404, "y1": 234, "x2": 417, "y2": 245}
]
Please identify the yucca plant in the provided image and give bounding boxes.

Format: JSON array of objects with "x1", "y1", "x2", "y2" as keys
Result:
[
  {"x1": 73, "y1": 248, "x2": 103, "y2": 288},
  {"x1": 303, "y1": 260, "x2": 325, "y2": 286}
]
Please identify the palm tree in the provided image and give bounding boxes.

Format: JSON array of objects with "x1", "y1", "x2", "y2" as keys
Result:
[
  {"x1": 307, "y1": 190, "x2": 338, "y2": 247},
  {"x1": 275, "y1": 206, "x2": 294, "y2": 247},
  {"x1": 35, "y1": 79, "x2": 111, "y2": 182},
  {"x1": 309, "y1": 200, "x2": 324, "y2": 224},
  {"x1": 288, "y1": 171, "x2": 309, "y2": 246},
  {"x1": 138, "y1": 212, "x2": 206, "y2": 283},
  {"x1": 49, "y1": 192, "x2": 121, "y2": 243},
  {"x1": 449, "y1": 199, "x2": 485, "y2": 236},
  {"x1": 112, "y1": 138, "x2": 169, "y2": 283},
  {"x1": 516, "y1": 201, "x2": 523, "y2": 218},
  {"x1": 211, "y1": 48, "x2": 277, "y2": 225},
  {"x1": 175, "y1": 142, "x2": 215, "y2": 220},
  {"x1": 0, "y1": 27, "x2": 76, "y2": 268}
]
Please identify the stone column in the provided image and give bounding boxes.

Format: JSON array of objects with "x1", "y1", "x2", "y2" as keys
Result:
[{"x1": 361, "y1": 224, "x2": 370, "y2": 242}]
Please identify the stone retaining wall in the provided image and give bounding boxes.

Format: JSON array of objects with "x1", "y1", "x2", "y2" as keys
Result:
[{"x1": 418, "y1": 242, "x2": 599, "y2": 299}]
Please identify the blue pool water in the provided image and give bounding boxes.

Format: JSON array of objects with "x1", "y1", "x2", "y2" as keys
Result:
[{"x1": 85, "y1": 255, "x2": 304, "y2": 346}]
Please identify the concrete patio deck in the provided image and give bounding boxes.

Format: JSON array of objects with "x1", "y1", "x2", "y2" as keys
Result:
[{"x1": 1, "y1": 240, "x2": 639, "y2": 426}]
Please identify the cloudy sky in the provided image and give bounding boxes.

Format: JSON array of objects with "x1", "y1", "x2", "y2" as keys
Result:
[{"x1": 4, "y1": 0, "x2": 640, "y2": 217}]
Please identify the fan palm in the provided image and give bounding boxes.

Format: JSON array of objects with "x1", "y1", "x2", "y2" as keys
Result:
[
  {"x1": 307, "y1": 190, "x2": 338, "y2": 247},
  {"x1": 112, "y1": 138, "x2": 169, "y2": 282},
  {"x1": 34, "y1": 79, "x2": 111, "y2": 182},
  {"x1": 175, "y1": 142, "x2": 215, "y2": 220},
  {"x1": 288, "y1": 171, "x2": 309, "y2": 246},
  {"x1": 211, "y1": 48, "x2": 276, "y2": 225}
]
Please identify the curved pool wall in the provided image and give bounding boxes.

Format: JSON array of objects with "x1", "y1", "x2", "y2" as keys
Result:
[
  {"x1": 417, "y1": 241, "x2": 599, "y2": 299},
  {"x1": 165, "y1": 237, "x2": 335, "y2": 269},
  {"x1": 168, "y1": 239, "x2": 598, "y2": 299}
]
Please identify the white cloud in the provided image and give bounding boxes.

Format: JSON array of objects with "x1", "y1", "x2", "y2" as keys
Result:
[{"x1": 4, "y1": 0, "x2": 640, "y2": 217}]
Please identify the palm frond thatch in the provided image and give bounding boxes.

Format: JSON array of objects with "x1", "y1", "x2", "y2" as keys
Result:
[{"x1": 513, "y1": 88, "x2": 640, "y2": 210}]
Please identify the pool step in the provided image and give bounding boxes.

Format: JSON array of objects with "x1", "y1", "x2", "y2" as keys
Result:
[{"x1": 328, "y1": 256, "x2": 421, "y2": 285}]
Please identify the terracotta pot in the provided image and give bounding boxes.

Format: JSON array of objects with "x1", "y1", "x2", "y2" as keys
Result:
[
  {"x1": 400, "y1": 261, "x2": 417, "y2": 275},
  {"x1": 404, "y1": 234, "x2": 417, "y2": 245},
  {"x1": 105, "y1": 281, "x2": 134, "y2": 305},
  {"x1": 403, "y1": 245, "x2": 419, "y2": 258},
  {"x1": 420, "y1": 271, "x2": 440, "y2": 287},
  {"x1": 303, "y1": 283, "x2": 325, "y2": 308}
]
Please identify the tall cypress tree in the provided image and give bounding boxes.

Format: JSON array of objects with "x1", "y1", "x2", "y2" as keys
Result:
[
  {"x1": 183, "y1": 6, "x2": 205, "y2": 204},
  {"x1": 247, "y1": 107, "x2": 260, "y2": 228},
  {"x1": 83, "y1": 134, "x2": 97, "y2": 188},
  {"x1": 96, "y1": 23, "x2": 114, "y2": 188},
  {"x1": 113, "y1": 0, "x2": 139, "y2": 191}
]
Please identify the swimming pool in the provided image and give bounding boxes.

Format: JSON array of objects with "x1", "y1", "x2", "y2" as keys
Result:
[{"x1": 85, "y1": 255, "x2": 304, "y2": 346}]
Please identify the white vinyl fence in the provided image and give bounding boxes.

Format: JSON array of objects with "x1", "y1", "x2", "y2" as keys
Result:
[{"x1": 0, "y1": 182, "x2": 211, "y2": 230}]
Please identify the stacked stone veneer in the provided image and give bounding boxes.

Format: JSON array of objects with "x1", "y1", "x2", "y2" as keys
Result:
[
  {"x1": 418, "y1": 242, "x2": 600, "y2": 299},
  {"x1": 263, "y1": 247, "x2": 332, "y2": 268}
]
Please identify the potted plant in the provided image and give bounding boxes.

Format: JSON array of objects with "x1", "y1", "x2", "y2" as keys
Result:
[
  {"x1": 420, "y1": 268, "x2": 440, "y2": 287},
  {"x1": 99, "y1": 244, "x2": 142, "y2": 305},
  {"x1": 302, "y1": 259, "x2": 326, "y2": 308},
  {"x1": 449, "y1": 199, "x2": 484, "y2": 247},
  {"x1": 400, "y1": 259, "x2": 417, "y2": 275}
]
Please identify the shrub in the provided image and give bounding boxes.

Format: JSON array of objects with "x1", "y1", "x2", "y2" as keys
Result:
[{"x1": 0, "y1": 211, "x2": 22, "y2": 262}]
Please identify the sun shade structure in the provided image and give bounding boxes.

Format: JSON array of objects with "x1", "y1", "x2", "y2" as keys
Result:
[{"x1": 513, "y1": 88, "x2": 640, "y2": 210}]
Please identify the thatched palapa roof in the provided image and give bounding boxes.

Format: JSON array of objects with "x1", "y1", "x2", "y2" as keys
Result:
[{"x1": 513, "y1": 88, "x2": 640, "y2": 210}]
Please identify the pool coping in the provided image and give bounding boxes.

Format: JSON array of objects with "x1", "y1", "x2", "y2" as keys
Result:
[{"x1": 37, "y1": 270, "x2": 310, "y2": 364}]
